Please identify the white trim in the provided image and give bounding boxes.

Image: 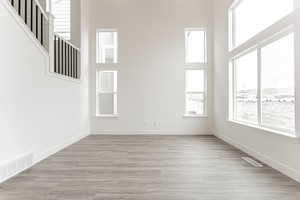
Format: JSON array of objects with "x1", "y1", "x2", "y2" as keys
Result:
[
  {"x1": 228, "y1": 0, "x2": 294, "y2": 51},
  {"x1": 229, "y1": 30, "x2": 296, "y2": 135},
  {"x1": 229, "y1": 14, "x2": 294, "y2": 57},
  {"x1": 184, "y1": 63, "x2": 208, "y2": 69},
  {"x1": 46, "y1": 71, "x2": 82, "y2": 83},
  {"x1": 95, "y1": 114, "x2": 119, "y2": 118},
  {"x1": 1, "y1": 0, "x2": 82, "y2": 84},
  {"x1": 96, "y1": 28, "x2": 118, "y2": 32},
  {"x1": 96, "y1": 70, "x2": 118, "y2": 116},
  {"x1": 0, "y1": 133, "x2": 88, "y2": 183},
  {"x1": 228, "y1": 120, "x2": 297, "y2": 138},
  {"x1": 185, "y1": 69, "x2": 207, "y2": 116},
  {"x1": 257, "y1": 47, "x2": 262, "y2": 125},
  {"x1": 216, "y1": 133, "x2": 300, "y2": 183},
  {"x1": 1, "y1": 0, "x2": 49, "y2": 57},
  {"x1": 33, "y1": 0, "x2": 49, "y2": 21},
  {"x1": 183, "y1": 114, "x2": 208, "y2": 118},
  {"x1": 55, "y1": 34, "x2": 80, "y2": 51},
  {"x1": 96, "y1": 29, "x2": 118, "y2": 64},
  {"x1": 34, "y1": 132, "x2": 89, "y2": 165},
  {"x1": 184, "y1": 28, "x2": 207, "y2": 64},
  {"x1": 0, "y1": 152, "x2": 33, "y2": 184},
  {"x1": 91, "y1": 130, "x2": 213, "y2": 135},
  {"x1": 229, "y1": 0, "x2": 244, "y2": 10}
]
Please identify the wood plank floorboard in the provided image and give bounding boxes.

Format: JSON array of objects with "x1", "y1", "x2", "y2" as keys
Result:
[{"x1": 1, "y1": 135, "x2": 300, "y2": 200}]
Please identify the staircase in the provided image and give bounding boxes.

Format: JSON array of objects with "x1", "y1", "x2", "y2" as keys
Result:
[{"x1": 6, "y1": 0, "x2": 80, "y2": 79}]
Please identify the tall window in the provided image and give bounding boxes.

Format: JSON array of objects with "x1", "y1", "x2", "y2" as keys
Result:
[
  {"x1": 233, "y1": 50, "x2": 258, "y2": 124},
  {"x1": 229, "y1": 0, "x2": 295, "y2": 134},
  {"x1": 261, "y1": 33, "x2": 295, "y2": 131},
  {"x1": 185, "y1": 29, "x2": 206, "y2": 63},
  {"x1": 229, "y1": 0, "x2": 294, "y2": 48},
  {"x1": 184, "y1": 28, "x2": 207, "y2": 117},
  {"x1": 185, "y1": 70, "x2": 206, "y2": 116},
  {"x1": 96, "y1": 71, "x2": 118, "y2": 116},
  {"x1": 52, "y1": 0, "x2": 71, "y2": 40},
  {"x1": 97, "y1": 30, "x2": 118, "y2": 64}
]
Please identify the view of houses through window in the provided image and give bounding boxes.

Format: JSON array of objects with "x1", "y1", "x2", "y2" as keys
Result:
[{"x1": 229, "y1": 0, "x2": 295, "y2": 133}]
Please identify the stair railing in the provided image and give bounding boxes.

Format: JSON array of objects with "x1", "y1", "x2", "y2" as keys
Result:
[
  {"x1": 7, "y1": 0, "x2": 81, "y2": 80},
  {"x1": 9, "y1": 0, "x2": 49, "y2": 50}
]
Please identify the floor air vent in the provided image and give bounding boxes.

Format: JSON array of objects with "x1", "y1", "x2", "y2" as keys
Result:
[
  {"x1": 242, "y1": 156, "x2": 264, "y2": 168},
  {"x1": 0, "y1": 153, "x2": 33, "y2": 183}
]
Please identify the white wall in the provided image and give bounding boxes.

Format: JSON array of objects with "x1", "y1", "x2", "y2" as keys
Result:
[
  {"x1": 213, "y1": 0, "x2": 300, "y2": 182},
  {"x1": 71, "y1": 0, "x2": 81, "y2": 47},
  {"x1": 88, "y1": 0, "x2": 214, "y2": 135},
  {"x1": 0, "y1": 1, "x2": 88, "y2": 164}
]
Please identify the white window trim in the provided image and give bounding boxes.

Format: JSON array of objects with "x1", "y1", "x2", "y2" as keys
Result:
[
  {"x1": 184, "y1": 68, "x2": 208, "y2": 118},
  {"x1": 184, "y1": 28, "x2": 208, "y2": 117},
  {"x1": 228, "y1": 0, "x2": 295, "y2": 52},
  {"x1": 96, "y1": 29, "x2": 118, "y2": 65},
  {"x1": 227, "y1": 120, "x2": 298, "y2": 139},
  {"x1": 228, "y1": 27, "x2": 296, "y2": 136},
  {"x1": 228, "y1": 0, "x2": 297, "y2": 137},
  {"x1": 185, "y1": 28, "x2": 207, "y2": 65},
  {"x1": 96, "y1": 71, "x2": 118, "y2": 117}
]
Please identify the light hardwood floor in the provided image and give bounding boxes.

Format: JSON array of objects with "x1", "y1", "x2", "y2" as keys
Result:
[{"x1": 1, "y1": 135, "x2": 300, "y2": 200}]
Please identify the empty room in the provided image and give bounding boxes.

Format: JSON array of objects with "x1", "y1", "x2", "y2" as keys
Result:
[{"x1": 1, "y1": 0, "x2": 300, "y2": 199}]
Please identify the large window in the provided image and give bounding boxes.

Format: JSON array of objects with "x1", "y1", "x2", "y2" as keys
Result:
[
  {"x1": 230, "y1": 0, "x2": 294, "y2": 48},
  {"x1": 184, "y1": 28, "x2": 207, "y2": 117},
  {"x1": 261, "y1": 33, "x2": 295, "y2": 131},
  {"x1": 96, "y1": 71, "x2": 118, "y2": 116},
  {"x1": 233, "y1": 50, "x2": 258, "y2": 124},
  {"x1": 96, "y1": 30, "x2": 118, "y2": 64},
  {"x1": 231, "y1": 31, "x2": 295, "y2": 133},
  {"x1": 52, "y1": 0, "x2": 71, "y2": 40},
  {"x1": 229, "y1": 0, "x2": 295, "y2": 135}
]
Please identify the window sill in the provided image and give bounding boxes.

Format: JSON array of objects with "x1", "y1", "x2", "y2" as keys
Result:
[
  {"x1": 95, "y1": 114, "x2": 119, "y2": 118},
  {"x1": 228, "y1": 119, "x2": 298, "y2": 139},
  {"x1": 96, "y1": 63, "x2": 120, "y2": 67},
  {"x1": 183, "y1": 114, "x2": 208, "y2": 118},
  {"x1": 184, "y1": 63, "x2": 208, "y2": 68}
]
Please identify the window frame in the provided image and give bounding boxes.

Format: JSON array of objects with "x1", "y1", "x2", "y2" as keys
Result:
[
  {"x1": 228, "y1": 0, "x2": 294, "y2": 50},
  {"x1": 52, "y1": 0, "x2": 71, "y2": 40},
  {"x1": 96, "y1": 70, "x2": 118, "y2": 117},
  {"x1": 231, "y1": 48, "x2": 259, "y2": 126},
  {"x1": 184, "y1": 69, "x2": 207, "y2": 117},
  {"x1": 229, "y1": 27, "x2": 295, "y2": 135},
  {"x1": 185, "y1": 28, "x2": 207, "y2": 65},
  {"x1": 96, "y1": 29, "x2": 119, "y2": 65},
  {"x1": 184, "y1": 28, "x2": 208, "y2": 117}
]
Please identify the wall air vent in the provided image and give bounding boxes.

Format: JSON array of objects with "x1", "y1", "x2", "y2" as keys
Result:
[{"x1": 242, "y1": 156, "x2": 264, "y2": 168}]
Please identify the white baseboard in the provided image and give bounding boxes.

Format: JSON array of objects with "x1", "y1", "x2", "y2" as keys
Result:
[
  {"x1": 34, "y1": 133, "x2": 89, "y2": 165},
  {"x1": 91, "y1": 130, "x2": 213, "y2": 135},
  {"x1": 0, "y1": 152, "x2": 33, "y2": 184},
  {"x1": 216, "y1": 133, "x2": 300, "y2": 183}
]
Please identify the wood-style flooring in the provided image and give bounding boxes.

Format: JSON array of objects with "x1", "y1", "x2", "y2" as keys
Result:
[{"x1": 1, "y1": 135, "x2": 300, "y2": 200}]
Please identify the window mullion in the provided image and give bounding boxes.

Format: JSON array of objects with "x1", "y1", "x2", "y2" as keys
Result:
[
  {"x1": 257, "y1": 47, "x2": 262, "y2": 125},
  {"x1": 233, "y1": 60, "x2": 237, "y2": 120},
  {"x1": 204, "y1": 69, "x2": 208, "y2": 115},
  {"x1": 232, "y1": 9, "x2": 236, "y2": 49}
]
